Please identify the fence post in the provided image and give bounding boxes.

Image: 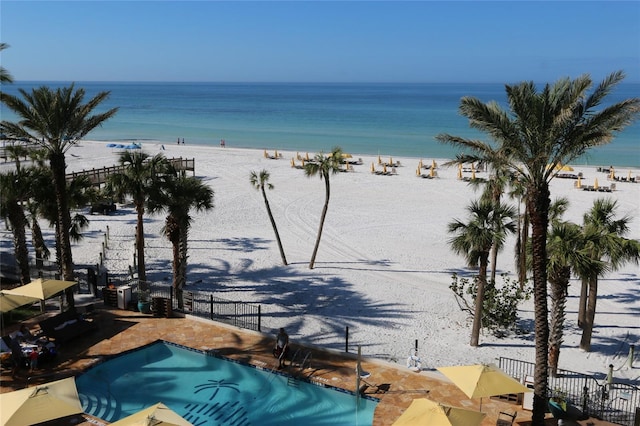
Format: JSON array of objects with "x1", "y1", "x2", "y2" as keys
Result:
[
  {"x1": 107, "y1": 225, "x2": 110, "y2": 240},
  {"x1": 607, "y1": 364, "x2": 614, "y2": 385},
  {"x1": 99, "y1": 252, "x2": 103, "y2": 268},
  {"x1": 210, "y1": 295, "x2": 214, "y2": 320},
  {"x1": 345, "y1": 326, "x2": 349, "y2": 353},
  {"x1": 629, "y1": 345, "x2": 635, "y2": 368},
  {"x1": 258, "y1": 305, "x2": 261, "y2": 332},
  {"x1": 104, "y1": 232, "x2": 108, "y2": 249}
]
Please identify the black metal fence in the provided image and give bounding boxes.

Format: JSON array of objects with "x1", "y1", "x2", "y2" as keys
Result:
[
  {"x1": 127, "y1": 280, "x2": 261, "y2": 332},
  {"x1": 499, "y1": 357, "x2": 639, "y2": 425}
]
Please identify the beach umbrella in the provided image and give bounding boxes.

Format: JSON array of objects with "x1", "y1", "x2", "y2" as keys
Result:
[
  {"x1": 343, "y1": 153, "x2": 353, "y2": 159},
  {"x1": 628, "y1": 170, "x2": 632, "y2": 182},
  {"x1": 419, "y1": 159, "x2": 423, "y2": 169},
  {"x1": 437, "y1": 364, "x2": 530, "y2": 410},
  {"x1": 609, "y1": 167, "x2": 615, "y2": 180},
  {"x1": 305, "y1": 152, "x2": 310, "y2": 161},
  {"x1": 392, "y1": 398, "x2": 485, "y2": 426},
  {"x1": 274, "y1": 150, "x2": 279, "y2": 158},
  {"x1": 0, "y1": 377, "x2": 84, "y2": 426},
  {"x1": 290, "y1": 158, "x2": 295, "y2": 168},
  {"x1": 383, "y1": 164, "x2": 388, "y2": 174},
  {"x1": 576, "y1": 175, "x2": 582, "y2": 189},
  {"x1": 416, "y1": 166, "x2": 421, "y2": 177},
  {"x1": 594, "y1": 178, "x2": 599, "y2": 190},
  {"x1": 471, "y1": 165, "x2": 476, "y2": 180},
  {"x1": 0, "y1": 291, "x2": 39, "y2": 313},
  {"x1": 432, "y1": 159, "x2": 437, "y2": 170},
  {"x1": 2, "y1": 278, "x2": 76, "y2": 301},
  {"x1": 389, "y1": 156, "x2": 393, "y2": 166},
  {"x1": 109, "y1": 402, "x2": 193, "y2": 426},
  {"x1": 377, "y1": 155, "x2": 382, "y2": 165},
  {"x1": 371, "y1": 162, "x2": 375, "y2": 173},
  {"x1": 430, "y1": 166, "x2": 435, "y2": 178},
  {"x1": 457, "y1": 164, "x2": 462, "y2": 180},
  {"x1": 263, "y1": 150, "x2": 268, "y2": 158}
]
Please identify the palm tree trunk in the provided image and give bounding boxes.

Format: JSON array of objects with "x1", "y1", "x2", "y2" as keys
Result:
[
  {"x1": 309, "y1": 173, "x2": 330, "y2": 269},
  {"x1": 31, "y1": 216, "x2": 47, "y2": 270},
  {"x1": 579, "y1": 276, "x2": 598, "y2": 351},
  {"x1": 548, "y1": 268, "x2": 570, "y2": 377},
  {"x1": 527, "y1": 187, "x2": 550, "y2": 426},
  {"x1": 470, "y1": 254, "x2": 489, "y2": 347},
  {"x1": 261, "y1": 186, "x2": 287, "y2": 265},
  {"x1": 519, "y1": 207, "x2": 530, "y2": 290},
  {"x1": 50, "y1": 152, "x2": 75, "y2": 309},
  {"x1": 578, "y1": 277, "x2": 588, "y2": 328},
  {"x1": 490, "y1": 244, "x2": 498, "y2": 284},
  {"x1": 136, "y1": 205, "x2": 147, "y2": 283},
  {"x1": 8, "y1": 205, "x2": 30, "y2": 285}
]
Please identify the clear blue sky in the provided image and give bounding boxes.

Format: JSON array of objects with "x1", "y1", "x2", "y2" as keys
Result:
[{"x1": 1, "y1": 1, "x2": 639, "y2": 83}]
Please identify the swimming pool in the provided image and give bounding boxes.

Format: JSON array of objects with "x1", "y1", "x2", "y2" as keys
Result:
[{"x1": 77, "y1": 341, "x2": 378, "y2": 425}]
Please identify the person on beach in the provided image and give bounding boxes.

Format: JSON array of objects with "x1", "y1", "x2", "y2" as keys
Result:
[
  {"x1": 220, "y1": 139, "x2": 226, "y2": 148},
  {"x1": 273, "y1": 327, "x2": 289, "y2": 369}
]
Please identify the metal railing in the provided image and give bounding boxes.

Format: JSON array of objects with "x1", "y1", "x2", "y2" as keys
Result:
[
  {"x1": 499, "y1": 357, "x2": 639, "y2": 425},
  {"x1": 125, "y1": 280, "x2": 261, "y2": 332}
]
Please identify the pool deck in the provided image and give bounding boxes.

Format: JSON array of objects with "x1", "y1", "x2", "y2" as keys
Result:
[{"x1": 0, "y1": 303, "x2": 619, "y2": 426}]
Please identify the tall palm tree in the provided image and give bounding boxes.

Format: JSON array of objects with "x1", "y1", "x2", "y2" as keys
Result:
[
  {"x1": 250, "y1": 169, "x2": 287, "y2": 266},
  {"x1": 0, "y1": 169, "x2": 32, "y2": 284},
  {"x1": 447, "y1": 199, "x2": 517, "y2": 346},
  {"x1": 106, "y1": 151, "x2": 170, "y2": 283},
  {"x1": 579, "y1": 198, "x2": 640, "y2": 351},
  {"x1": 436, "y1": 71, "x2": 640, "y2": 425},
  {"x1": 1, "y1": 84, "x2": 118, "y2": 309},
  {"x1": 0, "y1": 43, "x2": 13, "y2": 84},
  {"x1": 303, "y1": 146, "x2": 343, "y2": 269},
  {"x1": 149, "y1": 171, "x2": 213, "y2": 309}
]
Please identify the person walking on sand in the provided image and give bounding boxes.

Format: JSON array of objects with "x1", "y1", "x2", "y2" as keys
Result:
[{"x1": 273, "y1": 327, "x2": 289, "y2": 369}]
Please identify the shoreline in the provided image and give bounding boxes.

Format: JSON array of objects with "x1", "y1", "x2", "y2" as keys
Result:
[{"x1": 78, "y1": 139, "x2": 640, "y2": 172}]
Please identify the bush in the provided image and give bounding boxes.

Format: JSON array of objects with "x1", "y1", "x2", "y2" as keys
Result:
[{"x1": 450, "y1": 273, "x2": 531, "y2": 336}]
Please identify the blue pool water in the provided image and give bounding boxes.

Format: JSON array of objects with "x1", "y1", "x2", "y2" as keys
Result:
[{"x1": 76, "y1": 341, "x2": 378, "y2": 426}]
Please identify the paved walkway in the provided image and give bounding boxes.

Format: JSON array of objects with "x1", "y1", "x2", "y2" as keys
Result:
[{"x1": 1, "y1": 303, "x2": 618, "y2": 426}]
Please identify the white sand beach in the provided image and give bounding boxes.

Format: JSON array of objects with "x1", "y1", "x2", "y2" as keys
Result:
[{"x1": 4, "y1": 140, "x2": 640, "y2": 384}]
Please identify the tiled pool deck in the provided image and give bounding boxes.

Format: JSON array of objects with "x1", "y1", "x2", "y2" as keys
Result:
[{"x1": 1, "y1": 303, "x2": 616, "y2": 426}]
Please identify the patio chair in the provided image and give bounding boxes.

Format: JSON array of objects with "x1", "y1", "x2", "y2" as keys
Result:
[{"x1": 496, "y1": 410, "x2": 517, "y2": 426}]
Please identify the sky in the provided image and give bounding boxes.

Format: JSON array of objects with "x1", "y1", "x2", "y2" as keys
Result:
[{"x1": 1, "y1": 1, "x2": 639, "y2": 83}]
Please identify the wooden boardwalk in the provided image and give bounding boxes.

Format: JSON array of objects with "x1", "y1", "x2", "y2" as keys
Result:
[{"x1": 65, "y1": 157, "x2": 195, "y2": 187}]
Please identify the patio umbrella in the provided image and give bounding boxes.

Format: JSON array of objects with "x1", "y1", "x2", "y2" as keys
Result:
[
  {"x1": 2, "y1": 278, "x2": 76, "y2": 301},
  {"x1": 0, "y1": 377, "x2": 84, "y2": 426},
  {"x1": 109, "y1": 402, "x2": 193, "y2": 426},
  {"x1": 392, "y1": 398, "x2": 485, "y2": 426},
  {"x1": 0, "y1": 291, "x2": 39, "y2": 313},
  {"x1": 437, "y1": 364, "x2": 530, "y2": 410}
]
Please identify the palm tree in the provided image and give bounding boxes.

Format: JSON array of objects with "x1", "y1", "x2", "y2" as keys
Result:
[
  {"x1": 106, "y1": 151, "x2": 170, "y2": 283},
  {"x1": 1, "y1": 84, "x2": 118, "y2": 309},
  {"x1": 447, "y1": 199, "x2": 517, "y2": 346},
  {"x1": 149, "y1": 171, "x2": 213, "y2": 309},
  {"x1": 0, "y1": 43, "x2": 13, "y2": 83},
  {"x1": 0, "y1": 169, "x2": 32, "y2": 284},
  {"x1": 545, "y1": 207, "x2": 595, "y2": 376},
  {"x1": 250, "y1": 169, "x2": 287, "y2": 265},
  {"x1": 303, "y1": 146, "x2": 343, "y2": 269},
  {"x1": 436, "y1": 71, "x2": 640, "y2": 425},
  {"x1": 578, "y1": 198, "x2": 640, "y2": 351}
]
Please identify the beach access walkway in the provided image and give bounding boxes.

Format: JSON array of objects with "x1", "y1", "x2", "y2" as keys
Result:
[
  {"x1": 0, "y1": 301, "x2": 620, "y2": 426},
  {"x1": 64, "y1": 157, "x2": 195, "y2": 187}
]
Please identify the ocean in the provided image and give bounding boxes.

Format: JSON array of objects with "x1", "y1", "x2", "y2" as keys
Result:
[{"x1": 1, "y1": 81, "x2": 639, "y2": 167}]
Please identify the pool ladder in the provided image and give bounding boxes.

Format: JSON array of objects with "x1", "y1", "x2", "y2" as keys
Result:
[{"x1": 290, "y1": 348, "x2": 313, "y2": 371}]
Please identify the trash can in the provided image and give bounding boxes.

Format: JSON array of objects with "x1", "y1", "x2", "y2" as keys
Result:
[
  {"x1": 523, "y1": 375, "x2": 534, "y2": 411},
  {"x1": 117, "y1": 285, "x2": 132, "y2": 309}
]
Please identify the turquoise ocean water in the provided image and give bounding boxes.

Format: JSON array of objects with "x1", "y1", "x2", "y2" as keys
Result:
[{"x1": 2, "y1": 81, "x2": 639, "y2": 167}]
